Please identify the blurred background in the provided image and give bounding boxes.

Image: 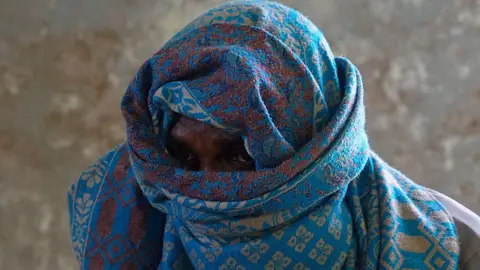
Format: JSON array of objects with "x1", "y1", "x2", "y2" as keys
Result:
[{"x1": 0, "y1": 0, "x2": 479, "y2": 269}]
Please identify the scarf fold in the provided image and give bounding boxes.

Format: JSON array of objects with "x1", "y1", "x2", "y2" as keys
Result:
[{"x1": 68, "y1": 1, "x2": 460, "y2": 269}]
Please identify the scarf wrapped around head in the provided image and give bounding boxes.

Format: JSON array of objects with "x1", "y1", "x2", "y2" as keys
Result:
[{"x1": 68, "y1": 1, "x2": 460, "y2": 269}]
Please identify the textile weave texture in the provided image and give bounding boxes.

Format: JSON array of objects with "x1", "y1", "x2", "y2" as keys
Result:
[{"x1": 68, "y1": 1, "x2": 460, "y2": 269}]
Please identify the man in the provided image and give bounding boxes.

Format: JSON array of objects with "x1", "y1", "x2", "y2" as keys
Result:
[{"x1": 68, "y1": 1, "x2": 479, "y2": 269}]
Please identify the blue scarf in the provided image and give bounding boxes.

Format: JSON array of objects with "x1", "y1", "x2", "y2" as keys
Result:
[{"x1": 68, "y1": 1, "x2": 460, "y2": 269}]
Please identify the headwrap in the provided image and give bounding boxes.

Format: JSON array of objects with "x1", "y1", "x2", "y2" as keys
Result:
[{"x1": 68, "y1": 1, "x2": 460, "y2": 269}]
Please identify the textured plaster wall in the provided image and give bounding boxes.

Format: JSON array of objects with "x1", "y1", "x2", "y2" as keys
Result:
[{"x1": 0, "y1": 0, "x2": 479, "y2": 269}]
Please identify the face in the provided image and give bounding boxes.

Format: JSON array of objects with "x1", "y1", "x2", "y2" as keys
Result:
[{"x1": 168, "y1": 117, "x2": 255, "y2": 172}]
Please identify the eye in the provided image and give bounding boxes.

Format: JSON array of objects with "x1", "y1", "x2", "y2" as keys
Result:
[
  {"x1": 166, "y1": 137, "x2": 199, "y2": 169},
  {"x1": 225, "y1": 151, "x2": 254, "y2": 166},
  {"x1": 231, "y1": 153, "x2": 250, "y2": 163},
  {"x1": 180, "y1": 152, "x2": 200, "y2": 171},
  {"x1": 221, "y1": 140, "x2": 254, "y2": 166},
  {"x1": 186, "y1": 152, "x2": 197, "y2": 161}
]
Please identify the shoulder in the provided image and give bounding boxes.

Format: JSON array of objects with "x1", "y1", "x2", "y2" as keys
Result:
[
  {"x1": 426, "y1": 188, "x2": 480, "y2": 269},
  {"x1": 67, "y1": 144, "x2": 124, "y2": 263}
]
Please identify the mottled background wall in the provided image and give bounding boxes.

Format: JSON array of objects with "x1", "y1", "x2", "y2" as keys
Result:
[{"x1": 0, "y1": 0, "x2": 479, "y2": 269}]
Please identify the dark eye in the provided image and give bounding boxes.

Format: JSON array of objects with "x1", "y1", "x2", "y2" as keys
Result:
[
  {"x1": 223, "y1": 151, "x2": 254, "y2": 171},
  {"x1": 231, "y1": 153, "x2": 250, "y2": 163},
  {"x1": 166, "y1": 138, "x2": 200, "y2": 170},
  {"x1": 183, "y1": 152, "x2": 200, "y2": 170},
  {"x1": 222, "y1": 141, "x2": 254, "y2": 166},
  {"x1": 186, "y1": 152, "x2": 197, "y2": 162}
]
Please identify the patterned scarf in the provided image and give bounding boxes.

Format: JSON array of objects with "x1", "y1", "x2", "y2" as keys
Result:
[{"x1": 68, "y1": 1, "x2": 460, "y2": 269}]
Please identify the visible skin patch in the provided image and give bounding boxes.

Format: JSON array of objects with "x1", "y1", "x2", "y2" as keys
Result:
[{"x1": 168, "y1": 117, "x2": 254, "y2": 172}]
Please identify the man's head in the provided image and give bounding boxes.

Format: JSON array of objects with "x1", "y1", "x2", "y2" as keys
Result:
[{"x1": 121, "y1": 0, "x2": 345, "y2": 200}]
